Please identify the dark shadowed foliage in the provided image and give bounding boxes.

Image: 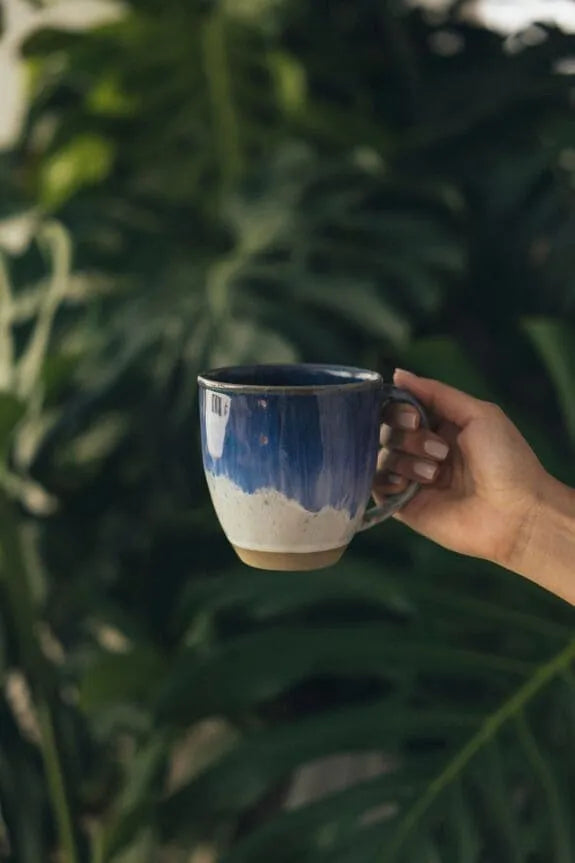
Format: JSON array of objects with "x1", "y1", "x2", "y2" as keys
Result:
[{"x1": 0, "y1": 1, "x2": 574, "y2": 860}]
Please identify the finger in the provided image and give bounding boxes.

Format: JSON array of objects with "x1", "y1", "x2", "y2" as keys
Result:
[
  {"x1": 393, "y1": 369, "x2": 484, "y2": 427},
  {"x1": 381, "y1": 403, "x2": 420, "y2": 431},
  {"x1": 389, "y1": 428, "x2": 450, "y2": 462},
  {"x1": 373, "y1": 471, "x2": 409, "y2": 497},
  {"x1": 385, "y1": 450, "x2": 441, "y2": 484}
]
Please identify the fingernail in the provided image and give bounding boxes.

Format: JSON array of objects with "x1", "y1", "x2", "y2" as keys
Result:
[
  {"x1": 379, "y1": 425, "x2": 391, "y2": 445},
  {"x1": 397, "y1": 409, "x2": 418, "y2": 430},
  {"x1": 394, "y1": 368, "x2": 416, "y2": 380},
  {"x1": 387, "y1": 472, "x2": 403, "y2": 485},
  {"x1": 414, "y1": 460, "x2": 437, "y2": 481},
  {"x1": 377, "y1": 447, "x2": 390, "y2": 471},
  {"x1": 424, "y1": 439, "x2": 449, "y2": 460}
]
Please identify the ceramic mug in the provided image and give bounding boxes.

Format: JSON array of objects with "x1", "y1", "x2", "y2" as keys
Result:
[{"x1": 198, "y1": 364, "x2": 429, "y2": 571}]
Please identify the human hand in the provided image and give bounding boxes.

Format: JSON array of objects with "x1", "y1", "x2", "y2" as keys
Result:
[{"x1": 373, "y1": 369, "x2": 550, "y2": 568}]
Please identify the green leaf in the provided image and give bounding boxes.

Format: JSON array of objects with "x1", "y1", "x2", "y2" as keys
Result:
[
  {"x1": 80, "y1": 644, "x2": 166, "y2": 712},
  {"x1": 270, "y1": 50, "x2": 308, "y2": 117},
  {"x1": 178, "y1": 559, "x2": 411, "y2": 628},
  {"x1": 448, "y1": 781, "x2": 481, "y2": 863},
  {"x1": 291, "y1": 278, "x2": 410, "y2": 347},
  {"x1": 209, "y1": 318, "x2": 299, "y2": 367},
  {"x1": 0, "y1": 254, "x2": 15, "y2": 389},
  {"x1": 337, "y1": 212, "x2": 464, "y2": 273},
  {"x1": 515, "y1": 713, "x2": 574, "y2": 863},
  {"x1": 402, "y1": 337, "x2": 496, "y2": 401},
  {"x1": 87, "y1": 74, "x2": 140, "y2": 117},
  {"x1": 15, "y1": 222, "x2": 72, "y2": 400},
  {"x1": 475, "y1": 741, "x2": 525, "y2": 863},
  {"x1": 384, "y1": 637, "x2": 575, "y2": 861},
  {"x1": 224, "y1": 768, "x2": 437, "y2": 863},
  {"x1": 40, "y1": 135, "x2": 115, "y2": 209},
  {"x1": 0, "y1": 698, "x2": 47, "y2": 863},
  {"x1": 237, "y1": 747, "x2": 476, "y2": 863},
  {"x1": 314, "y1": 820, "x2": 396, "y2": 863},
  {"x1": 101, "y1": 735, "x2": 169, "y2": 860},
  {"x1": 108, "y1": 829, "x2": 158, "y2": 863},
  {"x1": 158, "y1": 625, "x2": 531, "y2": 726},
  {"x1": 22, "y1": 27, "x2": 86, "y2": 57},
  {"x1": 161, "y1": 701, "x2": 479, "y2": 839},
  {"x1": 522, "y1": 318, "x2": 575, "y2": 444},
  {"x1": 0, "y1": 393, "x2": 25, "y2": 459}
]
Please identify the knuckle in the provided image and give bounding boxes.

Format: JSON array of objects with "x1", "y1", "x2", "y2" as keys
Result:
[
  {"x1": 482, "y1": 401, "x2": 504, "y2": 418},
  {"x1": 389, "y1": 428, "x2": 407, "y2": 448}
]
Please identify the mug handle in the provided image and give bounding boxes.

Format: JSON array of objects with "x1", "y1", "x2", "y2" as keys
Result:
[{"x1": 358, "y1": 384, "x2": 430, "y2": 532}]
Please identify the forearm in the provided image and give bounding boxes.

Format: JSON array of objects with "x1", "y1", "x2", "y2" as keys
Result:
[{"x1": 505, "y1": 476, "x2": 575, "y2": 605}]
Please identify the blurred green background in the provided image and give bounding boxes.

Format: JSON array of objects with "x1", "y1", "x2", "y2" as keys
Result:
[{"x1": 0, "y1": 1, "x2": 575, "y2": 861}]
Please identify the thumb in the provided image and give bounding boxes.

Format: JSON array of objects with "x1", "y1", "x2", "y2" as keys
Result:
[{"x1": 393, "y1": 369, "x2": 484, "y2": 427}]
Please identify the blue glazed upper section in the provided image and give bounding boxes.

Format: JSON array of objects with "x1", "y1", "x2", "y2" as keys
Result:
[{"x1": 199, "y1": 367, "x2": 382, "y2": 517}]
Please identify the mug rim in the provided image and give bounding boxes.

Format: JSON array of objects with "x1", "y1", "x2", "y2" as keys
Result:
[{"x1": 197, "y1": 363, "x2": 383, "y2": 395}]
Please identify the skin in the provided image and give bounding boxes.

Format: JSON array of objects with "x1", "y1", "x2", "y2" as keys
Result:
[{"x1": 374, "y1": 369, "x2": 575, "y2": 605}]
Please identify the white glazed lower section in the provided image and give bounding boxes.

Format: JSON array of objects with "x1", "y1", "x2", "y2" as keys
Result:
[{"x1": 206, "y1": 474, "x2": 360, "y2": 553}]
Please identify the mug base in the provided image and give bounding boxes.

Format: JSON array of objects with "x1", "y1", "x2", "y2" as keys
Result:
[{"x1": 233, "y1": 545, "x2": 347, "y2": 571}]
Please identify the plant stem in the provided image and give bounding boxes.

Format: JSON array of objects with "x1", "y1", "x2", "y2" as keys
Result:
[
  {"x1": 90, "y1": 829, "x2": 105, "y2": 863},
  {"x1": 385, "y1": 636, "x2": 575, "y2": 860},
  {"x1": 0, "y1": 491, "x2": 80, "y2": 863},
  {"x1": 0, "y1": 492, "x2": 44, "y2": 675},
  {"x1": 16, "y1": 222, "x2": 72, "y2": 400},
  {"x1": 202, "y1": 10, "x2": 244, "y2": 195},
  {"x1": 0, "y1": 252, "x2": 15, "y2": 390},
  {"x1": 37, "y1": 701, "x2": 80, "y2": 863}
]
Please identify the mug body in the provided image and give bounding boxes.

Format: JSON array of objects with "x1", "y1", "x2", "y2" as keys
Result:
[{"x1": 198, "y1": 365, "x2": 383, "y2": 570}]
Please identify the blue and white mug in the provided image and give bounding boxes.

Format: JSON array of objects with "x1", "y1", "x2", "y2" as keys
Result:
[{"x1": 198, "y1": 364, "x2": 428, "y2": 571}]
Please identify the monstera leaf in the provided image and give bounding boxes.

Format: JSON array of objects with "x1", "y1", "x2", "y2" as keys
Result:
[{"x1": 154, "y1": 548, "x2": 575, "y2": 863}]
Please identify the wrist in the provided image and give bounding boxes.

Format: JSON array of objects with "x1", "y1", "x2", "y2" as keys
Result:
[{"x1": 503, "y1": 474, "x2": 575, "y2": 603}]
